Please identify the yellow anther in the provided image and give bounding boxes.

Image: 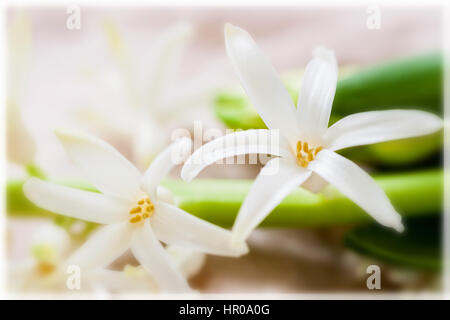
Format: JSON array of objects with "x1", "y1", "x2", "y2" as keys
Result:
[
  {"x1": 297, "y1": 141, "x2": 302, "y2": 153},
  {"x1": 129, "y1": 206, "x2": 141, "y2": 214},
  {"x1": 295, "y1": 141, "x2": 323, "y2": 168},
  {"x1": 37, "y1": 262, "x2": 56, "y2": 275},
  {"x1": 129, "y1": 196, "x2": 155, "y2": 224},
  {"x1": 303, "y1": 142, "x2": 309, "y2": 152},
  {"x1": 129, "y1": 215, "x2": 142, "y2": 223}
]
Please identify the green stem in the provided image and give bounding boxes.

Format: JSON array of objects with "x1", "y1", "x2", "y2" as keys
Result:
[
  {"x1": 25, "y1": 163, "x2": 47, "y2": 179},
  {"x1": 8, "y1": 170, "x2": 442, "y2": 228}
]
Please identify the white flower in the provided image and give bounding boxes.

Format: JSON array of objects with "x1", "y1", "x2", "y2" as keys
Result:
[
  {"x1": 78, "y1": 21, "x2": 214, "y2": 169},
  {"x1": 23, "y1": 130, "x2": 247, "y2": 292},
  {"x1": 181, "y1": 24, "x2": 442, "y2": 243},
  {"x1": 7, "y1": 11, "x2": 36, "y2": 165},
  {"x1": 9, "y1": 223, "x2": 205, "y2": 293}
]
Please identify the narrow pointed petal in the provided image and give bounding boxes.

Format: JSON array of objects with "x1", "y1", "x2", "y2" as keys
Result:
[
  {"x1": 141, "y1": 137, "x2": 192, "y2": 199},
  {"x1": 131, "y1": 221, "x2": 191, "y2": 293},
  {"x1": 147, "y1": 23, "x2": 194, "y2": 112},
  {"x1": 55, "y1": 129, "x2": 142, "y2": 200},
  {"x1": 181, "y1": 129, "x2": 288, "y2": 182},
  {"x1": 132, "y1": 116, "x2": 166, "y2": 169},
  {"x1": 224, "y1": 24, "x2": 300, "y2": 141},
  {"x1": 101, "y1": 19, "x2": 141, "y2": 109},
  {"x1": 67, "y1": 222, "x2": 133, "y2": 269},
  {"x1": 297, "y1": 47, "x2": 338, "y2": 142},
  {"x1": 308, "y1": 149, "x2": 404, "y2": 231},
  {"x1": 323, "y1": 110, "x2": 443, "y2": 151},
  {"x1": 7, "y1": 100, "x2": 36, "y2": 165},
  {"x1": 232, "y1": 157, "x2": 312, "y2": 242},
  {"x1": 23, "y1": 178, "x2": 129, "y2": 224},
  {"x1": 152, "y1": 201, "x2": 248, "y2": 257},
  {"x1": 166, "y1": 246, "x2": 206, "y2": 278}
]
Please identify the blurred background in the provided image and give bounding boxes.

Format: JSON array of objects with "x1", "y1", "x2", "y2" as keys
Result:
[{"x1": 6, "y1": 5, "x2": 443, "y2": 294}]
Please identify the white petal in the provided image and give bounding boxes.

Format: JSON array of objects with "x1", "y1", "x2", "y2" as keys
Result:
[
  {"x1": 86, "y1": 268, "x2": 158, "y2": 293},
  {"x1": 232, "y1": 157, "x2": 312, "y2": 242},
  {"x1": 297, "y1": 47, "x2": 338, "y2": 143},
  {"x1": 23, "y1": 178, "x2": 129, "y2": 224},
  {"x1": 181, "y1": 129, "x2": 288, "y2": 182},
  {"x1": 141, "y1": 137, "x2": 192, "y2": 199},
  {"x1": 152, "y1": 201, "x2": 248, "y2": 257},
  {"x1": 67, "y1": 222, "x2": 133, "y2": 268},
  {"x1": 147, "y1": 23, "x2": 194, "y2": 112},
  {"x1": 308, "y1": 149, "x2": 404, "y2": 231},
  {"x1": 131, "y1": 221, "x2": 191, "y2": 293},
  {"x1": 55, "y1": 129, "x2": 142, "y2": 200},
  {"x1": 7, "y1": 100, "x2": 36, "y2": 165},
  {"x1": 31, "y1": 223, "x2": 71, "y2": 259},
  {"x1": 224, "y1": 24, "x2": 300, "y2": 141},
  {"x1": 132, "y1": 117, "x2": 166, "y2": 170},
  {"x1": 101, "y1": 19, "x2": 141, "y2": 109},
  {"x1": 156, "y1": 186, "x2": 175, "y2": 204},
  {"x1": 166, "y1": 246, "x2": 206, "y2": 278},
  {"x1": 323, "y1": 110, "x2": 443, "y2": 151}
]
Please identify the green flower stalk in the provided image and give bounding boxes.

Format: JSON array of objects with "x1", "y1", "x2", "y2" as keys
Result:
[{"x1": 7, "y1": 169, "x2": 442, "y2": 229}]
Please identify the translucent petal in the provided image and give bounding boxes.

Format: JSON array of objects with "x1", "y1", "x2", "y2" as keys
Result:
[
  {"x1": 308, "y1": 149, "x2": 404, "y2": 231},
  {"x1": 324, "y1": 110, "x2": 443, "y2": 151}
]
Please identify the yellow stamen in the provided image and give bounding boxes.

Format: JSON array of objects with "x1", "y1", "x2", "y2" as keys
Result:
[
  {"x1": 295, "y1": 141, "x2": 323, "y2": 168},
  {"x1": 129, "y1": 196, "x2": 155, "y2": 224},
  {"x1": 129, "y1": 206, "x2": 141, "y2": 214},
  {"x1": 37, "y1": 262, "x2": 56, "y2": 275},
  {"x1": 297, "y1": 141, "x2": 302, "y2": 153},
  {"x1": 303, "y1": 142, "x2": 309, "y2": 153},
  {"x1": 129, "y1": 215, "x2": 142, "y2": 223},
  {"x1": 314, "y1": 146, "x2": 323, "y2": 155}
]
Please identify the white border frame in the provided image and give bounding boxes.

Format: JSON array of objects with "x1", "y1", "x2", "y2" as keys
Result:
[{"x1": 0, "y1": 0, "x2": 448, "y2": 300}]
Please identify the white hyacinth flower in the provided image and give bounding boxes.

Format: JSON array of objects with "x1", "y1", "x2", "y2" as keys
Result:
[
  {"x1": 23, "y1": 130, "x2": 248, "y2": 292},
  {"x1": 181, "y1": 24, "x2": 442, "y2": 243},
  {"x1": 9, "y1": 223, "x2": 205, "y2": 293},
  {"x1": 79, "y1": 21, "x2": 213, "y2": 169}
]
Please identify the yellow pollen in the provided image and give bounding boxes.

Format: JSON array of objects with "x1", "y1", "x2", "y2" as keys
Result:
[
  {"x1": 129, "y1": 196, "x2": 154, "y2": 224},
  {"x1": 303, "y1": 141, "x2": 309, "y2": 153},
  {"x1": 129, "y1": 206, "x2": 141, "y2": 214},
  {"x1": 37, "y1": 262, "x2": 56, "y2": 275},
  {"x1": 296, "y1": 140, "x2": 323, "y2": 168}
]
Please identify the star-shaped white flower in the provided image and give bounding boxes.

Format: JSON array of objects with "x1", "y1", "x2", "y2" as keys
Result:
[
  {"x1": 23, "y1": 130, "x2": 248, "y2": 292},
  {"x1": 181, "y1": 24, "x2": 442, "y2": 243},
  {"x1": 8, "y1": 223, "x2": 205, "y2": 293},
  {"x1": 79, "y1": 21, "x2": 216, "y2": 169}
]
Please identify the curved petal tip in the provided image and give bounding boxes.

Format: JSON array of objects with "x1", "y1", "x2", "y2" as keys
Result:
[
  {"x1": 392, "y1": 218, "x2": 405, "y2": 233},
  {"x1": 224, "y1": 23, "x2": 241, "y2": 38},
  {"x1": 312, "y1": 46, "x2": 336, "y2": 65},
  {"x1": 231, "y1": 238, "x2": 249, "y2": 257}
]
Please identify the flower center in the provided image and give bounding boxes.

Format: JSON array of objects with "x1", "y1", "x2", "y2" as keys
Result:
[
  {"x1": 296, "y1": 140, "x2": 323, "y2": 168},
  {"x1": 129, "y1": 196, "x2": 155, "y2": 224}
]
